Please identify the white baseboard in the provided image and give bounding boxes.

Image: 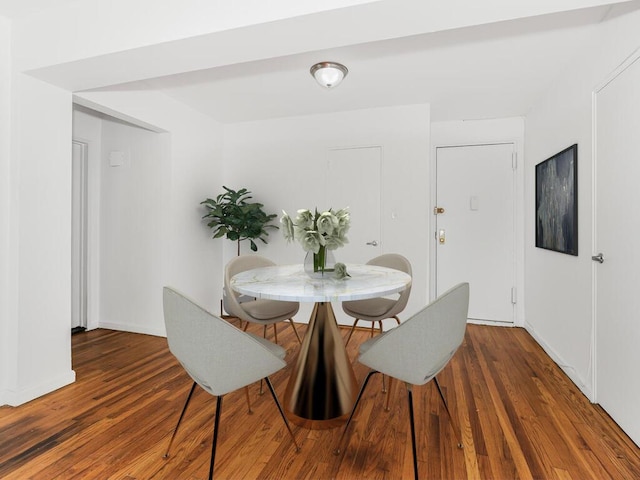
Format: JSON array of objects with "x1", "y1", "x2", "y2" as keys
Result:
[
  {"x1": 3, "y1": 369, "x2": 76, "y2": 407},
  {"x1": 98, "y1": 322, "x2": 166, "y2": 338},
  {"x1": 468, "y1": 318, "x2": 515, "y2": 327},
  {"x1": 523, "y1": 321, "x2": 593, "y2": 401}
]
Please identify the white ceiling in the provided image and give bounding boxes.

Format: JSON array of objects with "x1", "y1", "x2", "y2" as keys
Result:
[
  {"x1": 97, "y1": 3, "x2": 633, "y2": 123},
  {"x1": 0, "y1": 0, "x2": 80, "y2": 19},
  {"x1": 3, "y1": 1, "x2": 639, "y2": 124}
]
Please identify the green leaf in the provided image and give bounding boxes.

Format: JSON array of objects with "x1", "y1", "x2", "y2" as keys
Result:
[{"x1": 201, "y1": 186, "x2": 278, "y2": 252}]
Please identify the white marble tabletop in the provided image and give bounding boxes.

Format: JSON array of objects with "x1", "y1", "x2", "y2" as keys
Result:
[{"x1": 230, "y1": 263, "x2": 412, "y2": 302}]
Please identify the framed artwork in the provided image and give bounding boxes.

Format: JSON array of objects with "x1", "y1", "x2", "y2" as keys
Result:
[{"x1": 535, "y1": 144, "x2": 578, "y2": 256}]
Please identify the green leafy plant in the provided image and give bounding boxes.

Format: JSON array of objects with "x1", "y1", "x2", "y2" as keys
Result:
[{"x1": 201, "y1": 186, "x2": 278, "y2": 255}]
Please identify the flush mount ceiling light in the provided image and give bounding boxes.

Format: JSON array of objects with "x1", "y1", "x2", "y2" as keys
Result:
[{"x1": 310, "y1": 61, "x2": 348, "y2": 89}]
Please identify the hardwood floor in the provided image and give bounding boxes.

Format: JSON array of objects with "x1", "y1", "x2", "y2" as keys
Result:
[{"x1": 1, "y1": 322, "x2": 639, "y2": 479}]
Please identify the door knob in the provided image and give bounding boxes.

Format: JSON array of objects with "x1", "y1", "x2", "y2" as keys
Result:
[
  {"x1": 366, "y1": 241, "x2": 378, "y2": 246},
  {"x1": 592, "y1": 253, "x2": 604, "y2": 264}
]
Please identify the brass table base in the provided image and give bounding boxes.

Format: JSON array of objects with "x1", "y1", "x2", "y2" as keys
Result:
[{"x1": 284, "y1": 302, "x2": 358, "y2": 430}]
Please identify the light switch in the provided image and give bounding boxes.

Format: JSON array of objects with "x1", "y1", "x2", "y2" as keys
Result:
[
  {"x1": 109, "y1": 151, "x2": 126, "y2": 167},
  {"x1": 470, "y1": 195, "x2": 479, "y2": 211}
]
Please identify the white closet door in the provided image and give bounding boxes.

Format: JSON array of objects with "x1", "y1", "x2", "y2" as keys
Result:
[
  {"x1": 326, "y1": 146, "x2": 382, "y2": 264},
  {"x1": 595, "y1": 54, "x2": 640, "y2": 446}
]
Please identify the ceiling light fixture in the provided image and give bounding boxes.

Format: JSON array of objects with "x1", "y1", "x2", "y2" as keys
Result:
[{"x1": 310, "y1": 61, "x2": 348, "y2": 89}]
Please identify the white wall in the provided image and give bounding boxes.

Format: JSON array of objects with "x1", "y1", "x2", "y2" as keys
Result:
[
  {"x1": 97, "y1": 120, "x2": 169, "y2": 335},
  {"x1": 431, "y1": 117, "x2": 526, "y2": 324},
  {"x1": 74, "y1": 90, "x2": 224, "y2": 333},
  {"x1": 1, "y1": 79, "x2": 221, "y2": 405},
  {"x1": 0, "y1": 15, "x2": 11, "y2": 405},
  {"x1": 524, "y1": 8, "x2": 640, "y2": 399},
  {"x1": 3, "y1": 73, "x2": 75, "y2": 406},
  {"x1": 223, "y1": 104, "x2": 431, "y2": 325}
]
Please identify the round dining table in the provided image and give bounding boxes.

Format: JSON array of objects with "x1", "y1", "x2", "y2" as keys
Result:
[{"x1": 231, "y1": 263, "x2": 412, "y2": 429}]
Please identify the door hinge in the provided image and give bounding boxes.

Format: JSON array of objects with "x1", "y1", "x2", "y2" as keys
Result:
[
  {"x1": 512, "y1": 152, "x2": 517, "y2": 170},
  {"x1": 511, "y1": 287, "x2": 517, "y2": 304}
]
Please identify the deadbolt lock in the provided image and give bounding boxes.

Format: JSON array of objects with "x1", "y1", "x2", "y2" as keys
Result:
[{"x1": 434, "y1": 207, "x2": 445, "y2": 215}]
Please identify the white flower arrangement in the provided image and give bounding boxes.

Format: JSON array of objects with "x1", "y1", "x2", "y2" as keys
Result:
[{"x1": 280, "y1": 207, "x2": 350, "y2": 253}]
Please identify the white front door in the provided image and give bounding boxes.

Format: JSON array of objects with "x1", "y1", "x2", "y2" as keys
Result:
[
  {"x1": 594, "y1": 53, "x2": 640, "y2": 446},
  {"x1": 435, "y1": 143, "x2": 516, "y2": 324},
  {"x1": 326, "y1": 146, "x2": 382, "y2": 264}
]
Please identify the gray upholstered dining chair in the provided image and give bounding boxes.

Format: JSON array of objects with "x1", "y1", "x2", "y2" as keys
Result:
[
  {"x1": 162, "y1": 287, "x2": 299, "y2": 480},
  {"x1": 334, "y1": 283, "x2": 470, "y2": 480},
  {"x1": 342, "y1": 253, "x2": 412, "y2": 346},
  {"x1": 224, "y1": 254, "x2": 302, "y2": 345}
]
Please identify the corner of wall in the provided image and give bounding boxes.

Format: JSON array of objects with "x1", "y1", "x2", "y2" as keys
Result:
[
  {"x1": 0, "y1": 14, "x2": 13, "y2": 408},
  {"x1": 4, "y1": 369, "x2": 76, "y2": 407},
  {"x1": 522, "y1": 7, "x2": 640, "y2": 408},
  {"x1": 523, "y1": 320, "x2": 593, "y2": 401}
]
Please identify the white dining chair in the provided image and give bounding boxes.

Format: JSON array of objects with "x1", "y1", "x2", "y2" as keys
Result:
[
  {"x1": 334, "y1": 283, "x2": 470, "y2": 480},
  {"x1": 224, "y1": 254, "x2": 302, "y2": 345},
  {"x1": 162, "y1": 287, "x2": 299, "y2": 480},
  {"x1": 342, "y1": 253, "x2": 412, "y2": 346}
]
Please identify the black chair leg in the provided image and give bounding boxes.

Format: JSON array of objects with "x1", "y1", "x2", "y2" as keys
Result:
[
  {"x1": 163, "y1": 381, "x2": 197, "y2": 459},
  {"x1": 208, "y1": 395, "x2": 223, "y2": 480},
  {"x1": 258, "y1": 325, "x2": 268, "y2": 396},
  {"x1": 407, "y1": 384, "x2": 419, "y2": 480},
  {"x1": 334, "y1": 370, "x2": 378, "y2": 455},
  {"x1": 264, "y1": 376, "x2": 300, "y2": 451},
  {"x1": 434, "y1": 376, "x2": 463, "y2": 448},
  {"x1": 384, "y1": 377, "x2": 394, "y2": 412},
  {"x1": 244, "y1": 386, "x2": 252, "y2": 414}
]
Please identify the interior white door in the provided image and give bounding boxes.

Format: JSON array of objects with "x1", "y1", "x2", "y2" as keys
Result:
[
  {"x1": 326, "y1": 146, "x2": 382, "y2": 327},
  {"x1": 326, "y1": 146, "x2": 382, "y2": 264},
  {"x1": 595, "y1": 54, "x2": 640, "y2": 446},
  {"x1": 436, "y1": 143, "x2": 516, "y2": 323},
  {"x1": 71, "y1": 140, "x2": 88, "y2": 331}
]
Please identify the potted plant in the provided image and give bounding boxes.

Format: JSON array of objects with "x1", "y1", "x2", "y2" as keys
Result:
[{"x1": 201, "y1": 186, "x2": 278, "y2": 255}]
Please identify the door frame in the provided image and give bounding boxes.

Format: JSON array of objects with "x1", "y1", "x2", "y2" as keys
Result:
[
  {"x1": 72, "y1": 140, "x2": 89, "y2": 330},
  {"x1": 72, "y1": 137, "x2": 100, "y2": 332},
  {"x1": 591, "y1": 47, "x2": 640, "y2": 404},
  {"x1": 430, "y1": 140, "x2": 524, "y2": 326}
]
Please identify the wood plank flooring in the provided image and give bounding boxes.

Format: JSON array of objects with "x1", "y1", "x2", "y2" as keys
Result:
[{"x1": 1, "y1": 322, "x2": 639, "y2": 479}]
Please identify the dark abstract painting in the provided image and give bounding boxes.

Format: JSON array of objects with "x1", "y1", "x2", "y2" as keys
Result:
[{"x1": 536, "y1": 144, "x2": 578, "y2": 256}]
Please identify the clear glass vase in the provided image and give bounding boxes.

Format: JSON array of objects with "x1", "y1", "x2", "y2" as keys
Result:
[{"x1": 304, "y1": 246, "x2": 336, "y2": 277}]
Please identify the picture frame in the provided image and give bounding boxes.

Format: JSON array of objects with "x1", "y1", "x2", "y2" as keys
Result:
[{"x1": 535, "y1": 144, "x2": 578, "y2": 256}]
